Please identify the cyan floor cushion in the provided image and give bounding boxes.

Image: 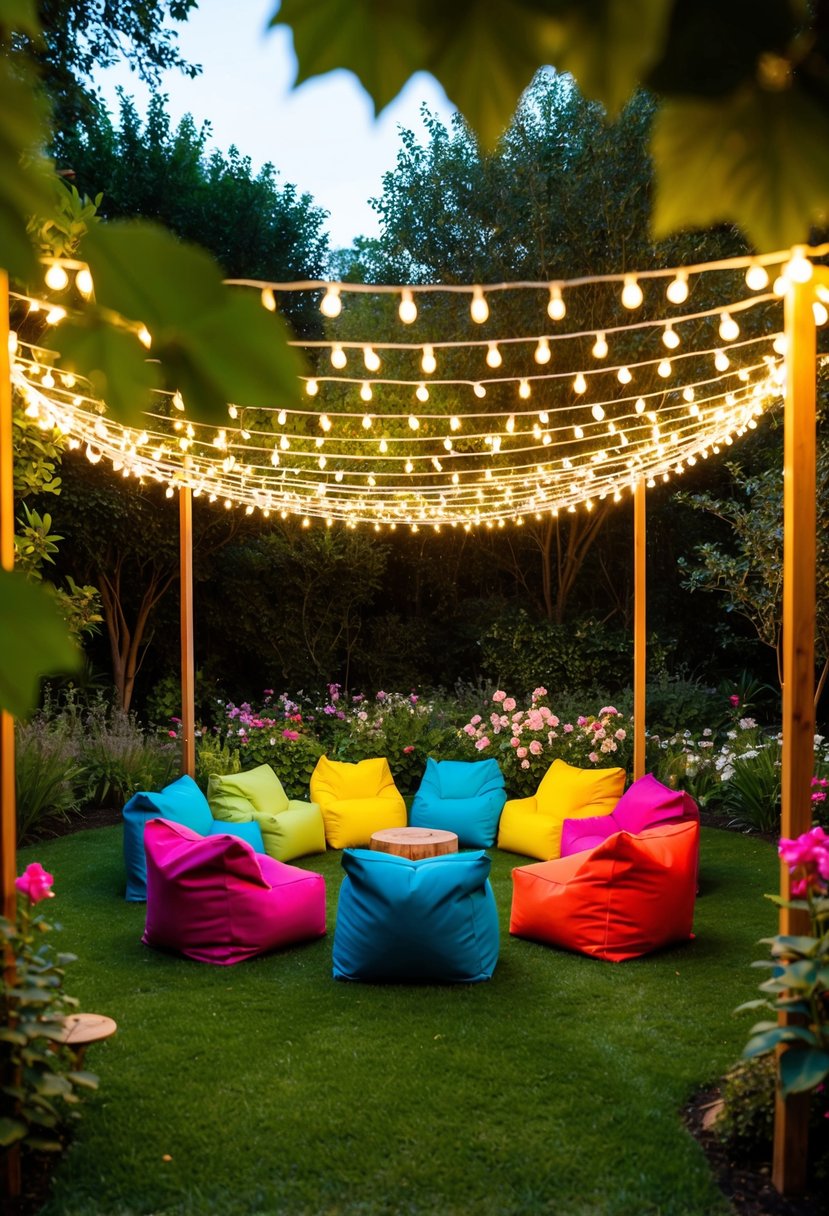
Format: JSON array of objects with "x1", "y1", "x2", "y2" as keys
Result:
[
  {"x1": 409, "y1": 757, "x2": 506, "y2": 847},
  {"x1": 333, "y1": 848, "x2": 499, "y2": 982}
]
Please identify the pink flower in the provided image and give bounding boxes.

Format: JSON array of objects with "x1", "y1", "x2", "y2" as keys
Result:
[
  {"x1": 490, "y1": 712, "x2": 502, "y2": 726},
  {"x1": 464, "y1": 724, "x2": 477, "y2": 737},
  {"x1": 475, "y1": 736, "x2": 490, "y2": 750},
  {"x1": 779, "y1": 827, "x2": 829, "y2": 880},
  {"x1": 521, "y1": 759, "x2": 530, "y2": 769},
  {"x1": 492, "y1": 690, "x2": 506, "y2": 703},
  {"x1": 15, "y1": 862, "x2": 54, "y2": 904},
  {"x1": 282, "y1": 728, "x2": 300, "y2": 741},
  {"x1": 510, "y1": 736, "x2": 521, "y2": 748},
  {"x1": 403, "y1": 745, "x2": 415, "y2": 754},
  {"x1": 563, "y1": 723, "x2": 574, "y2": 734},
  {"x1": 503, "y1": 697, "x2": 516, "y2": 712},
  {"x1": 577, "y1": 716, "x2": 587, "y2": 727},
  {"x1": 357, "y1": 711, "x2": 368, "y2": 721},
  {"x1": 529, "y1": 740, "x2": 543, "y2": 756},
  {"x1": 591, "y1": 720, "x2": 603, "y2": 732},
  {"x1": 729, "y1": 694, "x2": 740, "y2": 707},
  {"x1": 598, "y1": 706, "x2": 619, "y2": 717},
  {"x1": 376, "y1": 691, "x2": 387, "y2": 702},
  {"x1": 410, "y1": 694, "x2": 419, "y2": 704},
  {"x1": 531, "y1": 687, "x2": 548, "y2": 701},
  {"x1": 470, "y1": 715, "x2": 482, "y2": 726},
  {"x1": 517, "y1": 746, "x2": 528, "y2": 759},
  {"x1": 548, "y1": 714, "x2": 560, "y2": 728},
  {"x1": 168, "y1": 729, "x2": 177, "y2": 738},
  {"x1": 588, "y1": 751, "x2": 599, "y2": 764},
  {"x1": 812, "y1": 791, "x2": 827, "y2": 803},
  {"x1": 615, "y1": 728, "x2": 627, "y2": 741}
]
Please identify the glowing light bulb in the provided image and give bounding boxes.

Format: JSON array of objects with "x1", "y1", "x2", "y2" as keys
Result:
[
  {"x1": 319, "y1": 413, "x2": 331, "y2": 431},
  {"x1": 539, "y1": 410, "x2": 549, "y2": 424},
  {"x1": 592, "y1": 332, "x2": 608, "y2": 359},
  {"x1": 621, "y1": 275, "x2": 643, "y2": 309},
  {"x1": 277, "y1": 409, "x2": 287, "y2": 425},
  {"x1": 506, "y1": 415, "x2": 515, "y2": 433},
  {"x1": 408, "y1": 414, "x2": 420, "y2": 429},
  {"x1": 360, "y1": 381, "x2": 373, "y2": 403},
  {"x1": 473, "y1": 383, "x2": 486, "y2": 399},
  {"x1": 416, "y1": 383, "x2": 429, "y2": 403},
  {"x1": 330, "y1": 344, "x2": 347, "y2": 369},
  {"x1": 719, "y1": 312, "x2": 740, "y2": 341},
  {"x1": 320, "y1": 284, "x2": 342, "y2": 317},
  {"x1": 518, "y1": 379, "x2": 531, "y2": 399},
  {"x1": 379, "y1": 438, "x2": 388, "y2": 453},
  {"x1": 785, "y1": 249, "x2": 813, "y2": 283},
  {"x1": 574, "y1": 426, "x2": 584, "y2": 439},
  {"x1": 662, "y1": 324, "x2": 680, "y2": 350},
  {"x1": 573, "y1": 372, "x2": 587, "y2": 394},
  {"x1": 363, "y1": 345, "x2": 381, "y2": 371},
  {"x1": 450, "y1": 416, "x2": 461, "y2": 432},
  {"x1": 137, "y1": 325, "x2": 152, "y2": 349},
  {"x1": 470, "y1": 287, "x2": 489, "y2": 324},
  {"x1": 421, "y1": 344, "x2": 437, "y2": 374},
  {"x1": 279, "y1": 434, "x2": 290, "y2": 450},
  {"x1": 7, "y1": 331, "x2": 17, "y2": 356},
  {"x1": 591, "y1": 403, "x2": 605, "y2": 422},
  {"x1": 666, "y1": 271, "x2": 688, "y2": 304},
  {"x1": 405, "y1": 459, "x2": 414, "y2": 473},
  {"x1": 45, "y1": 306, "x2": 66, "y2": 325},
  {"x1": 85, "y1": 443, "x2": 102, "y2": 464},
  {"x1": 486, "y1": 342, "x2": 502, "y2": 368},
  {"x1": 534, "y1": 337, "x2": 551, "y2": 364},
  {"x1": 714, "y1": 349, "x2": 730, "y2": 372},
  {"x1": 814, "y1": 302, "x2": 829, "y2": 327},
  {"x1": 306, "y1": 379, "x2": 319, "y2": 396},
  {"x1": 172, "y1": 391, "x2": 185, "y2": 411},
  {"x1": 658, "y1": 359, "x2": 672, "y2": 378},
  {"x1": 617, "y1": 366, "x2": 632, "y2": 384},
  {"x1": 547, "y1": 284, "x2": 566, "y2": 321},
  {"x1": 773, "y1": 334, "x2": 787, "y2": 355},
  {"x1": 398, "y1": 289, "x2": 417, "y2": 324},
  {"x1": 45, "y1": 263, "x2": 69, "y2": 291},
  {"x1": 73, "y1": 267, "x2": 93, "y2": 297},
  {"x1": 745, "y1": 262, "x2": 769, "y2": 291},
  {"x1": 261, "y1": 288, "x2": 276, "y2": 311},
  {"x1": 683, "y1": 387, "x2": 695, "y2": 402},
  {"x1": 361, "y1": 413, "x2": 372, "y2": 429},
  {"x1": 635, "y1": 397, "x2": 646, "y2": 414},
  {"x1": 773, "y1": 275, "x2": 787, "y2": 297}
]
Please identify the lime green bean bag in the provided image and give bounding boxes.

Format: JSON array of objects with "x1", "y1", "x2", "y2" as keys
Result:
[{"x1": 207, "y1": 764, "x2": 326, "y2": 862}]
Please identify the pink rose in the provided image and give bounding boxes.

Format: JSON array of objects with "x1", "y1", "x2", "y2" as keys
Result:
[
  {"x1": 599, "y1": 706, "x2": 619, "y2": 717},
  {"x1": 15, "y1": 862, "x2": 54, "y2": 904},
  {"x1": 403, "y1": 745, "x2": 415, "y2": 754},
  {"x1": 168, "y1": 729, "x2": 177, "y2": 737},
  {"x1": 588, "y1": 751, "x2": 599, "y2": 763},
  {"x1": 517, "y1": 746, "x2": 528, "y2": 759},
  {"x1": 475, "y1": 736, "x2": 490, "y2": 750},
  {"x1": 470, "y1": 715, "x2": 482, "y2": 726},
  {"x1": 529, "y1": 740, "x2": 543, "y2": 756},
  {"x1": 531, "y1": 687, "x2": 547, "y2": 701},
  {"x1": 282, "y1": 728, "x2": 300, "y2": 741},
  {"x1": 615, "y1": 728, "x2": 627, "y2": 741},
  {"x1": 464, "y1": 724, "x2": 477, "y2": 737},
  {"x1": 548, "y1": 714, "x2": 559, "y2": 727},
  {"x1": 492, "y1": 690, "x2": 506, "y2": 703},
  {"x1": 503, "y1": 697, "x2": 517, "y2": 712},
  {"x1": 577, "y1": 716, "x2": 587, "y2": 727},
  {"x1": 510, "y1": 737, "x2": 521, "y2": 748},
  {"x1": 521, "y1": 758, "x2": 530, "y2": 769},
  {"x1": 563, "y1": 723, "x2": 574, "y2": 734},
  {"x1": 729, "y1": 694, "x2": 740, "y2": 707}
]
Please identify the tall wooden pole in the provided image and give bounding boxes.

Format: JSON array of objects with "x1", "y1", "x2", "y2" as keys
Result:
[
  {"x1": 633, "y1": 478, "x2": 646, "y2": 780},
  {"x1": 773, "y1": 267, "x2": 817, "y2": 1195},
  {"x1": 0, "y1": 272, "x2": 22, "y2": 1199},
  {"x1": 179, "y1": 483, "x2": 196, "y2": 779}
]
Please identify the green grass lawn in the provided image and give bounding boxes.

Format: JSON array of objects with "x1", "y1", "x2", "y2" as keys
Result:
[{"x1": 21, "y1": 826, "x2": 779, "y2": 1216}]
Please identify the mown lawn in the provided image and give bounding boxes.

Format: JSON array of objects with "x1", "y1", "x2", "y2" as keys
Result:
[{"x1": 22, "y1": 825, "x2": 778, "y2": 1216}]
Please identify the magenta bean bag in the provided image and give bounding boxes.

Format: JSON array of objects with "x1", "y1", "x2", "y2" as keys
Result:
[
  {"x1": 559, "y1": 773, "x2": 699, "y2": 858},
  {"x1": 142, "y1": 819, "x2": 326, "y2": 965}
]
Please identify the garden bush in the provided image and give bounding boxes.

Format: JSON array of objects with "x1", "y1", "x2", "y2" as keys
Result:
[{"x1": 15, "y1": 719, "x2": 84, "y2": 844}]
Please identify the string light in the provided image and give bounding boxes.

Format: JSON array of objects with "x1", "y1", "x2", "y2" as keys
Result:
[
  {"x1": 518, "y1": 379, "x2": 531, "y2": 399},
  {"x1": 399, "y1": 289, "x2": 418, "y2": 324},
  {"x1": 486, "y1": 342, "x2": 502, "y2": 368},
  {"x1": 662, "y1": 324, "x2": 680, "y2": 349},
  {"x1": 360, "y1": 382, "x2": 373, "y2": 403},
  {"x1": 261, "y1": 288, "x2": 276, "y2": 312},
  {"x1": 547, "y1": 284, "x2": 566, "y2": 320},
  {"x1": 470, "y1": 287, "x2": 489, "y2": 323},
  {"x1": 591, "y1": 403, "x2": 605, "y2": 422},
  {"x1": 617, "y1": 366, "x2": 632, "y2": 384},
  {"x1": 573, "y1": 372, "x2": 587, "y2": 394},
  {"x1": 306, "y1": 379, "x2": 319, "y2": 396},
  {"x1": 320, "y1": 285, "x2": 342, "y2": 317},
  {"x1": 592, "y1": 332, "x2": 608, "y2": 358},
  {"x1": 666, "y1": 271, "x2": 689, "y2": 304},
  {"x1": 745, "y1": 262, "x2": 769, "y2": 291},
  {"x1": 421, "y1": 345, "x2": 437, "y2": 374},
  {"x1": 719, "y1": 312, "x2": 740, "y2": 341},
  {"x1": 330, "y1": 344, "x2": 347, "y2": 369},
  {"x1": 75, "y1": 267, "x2": 93, "y2": 297},
  {"x1": 363, "y1": 345, "x2": 381, "y2": 371},
  {"x1": 534, "y1": 337, "x2": 551, "y2": 364},
  {"x1": 44, "y1": 264, "x2": 69, "y2": 291},
  {"x1": 714, "y1": 350, "x2": 729, "y2": 372},
  {"x1": 621, "y1": 275, "x2": 643, "y2": 309},
  {"x1": 415, "y1": 384, "x2": 429, "y2": 403},
  {"x1": 658, "y1": 359, "x2": 672, "y2": 378},
  {"x1": 473, "y1": 383, "x2": 486, "y2": 398}
]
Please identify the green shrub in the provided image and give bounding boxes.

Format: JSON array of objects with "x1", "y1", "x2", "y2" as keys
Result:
[
  {"x1": 235, "y1": 733, "x2": 324, "y2": 801},
  {"x1": 194, "y1": 733, "x2": 242, "y2": 791},
  {"x1": 645, "y1": 673, "x2": 721, "y2": 738},
  {"x1": 720, "y1": 736, "x2": 782, "y2": 833},
  {"x1": 78, "y1": 701, "x2": 178, "y2": 806},
  {"x1": 715, "y1": 1056, "x2": 776, "y2": 1157},
  {"x1": 15, "y1": 719, "x2": 84, "y2": 844}
]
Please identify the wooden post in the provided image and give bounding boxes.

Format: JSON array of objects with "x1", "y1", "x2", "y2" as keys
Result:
[
  {"x1": 633, "y1": 478, "x2": 646, "y2": 780},
  {"x1": 179, "y1": 483, "x2": 196, "y2": 779},
  {"x1": 0, "y1": 271, "x2": 22, "y2": 1199},
  {"x1": 772, "y1": 267, "x2": 817, "y2": 1195}
]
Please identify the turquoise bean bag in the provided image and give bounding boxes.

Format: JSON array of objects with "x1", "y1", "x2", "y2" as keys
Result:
[{"x1": 409, "y1": 757, "x2": 506, "y2": 848}]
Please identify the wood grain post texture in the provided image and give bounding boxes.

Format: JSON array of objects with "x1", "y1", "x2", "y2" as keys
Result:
[
  {"x1": 633, "y1": 479, "x2": 646, "y2": 781},
  {"x1": 179, "y1": 484, "x2": 196, "y2": 779},
  {"x1": 0, "y1": 270, "x2": 22, "y2": 1197},
  {"x1": 773, "y1": 270, "x2": 817, "y2": 1195}
]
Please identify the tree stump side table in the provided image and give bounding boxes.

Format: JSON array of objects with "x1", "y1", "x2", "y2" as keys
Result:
[
  {"x1": 58, "y1": 1013, "x2": 118, "y2": 1065},
  {"x1": 369, "y1": 827, "x2": 458, "y2": 860}
]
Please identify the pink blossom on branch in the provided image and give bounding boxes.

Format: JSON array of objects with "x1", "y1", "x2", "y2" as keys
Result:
[{"x1": 475, "y1": 736, "x2": 490, "y2": 751}]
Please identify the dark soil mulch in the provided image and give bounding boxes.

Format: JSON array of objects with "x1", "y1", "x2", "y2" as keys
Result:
[{"x1": 685, "y1": 1087, "x2": 826, "y2": 1216}]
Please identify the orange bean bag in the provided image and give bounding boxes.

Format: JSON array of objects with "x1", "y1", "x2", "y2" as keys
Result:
[{"x1": 509, "y1": 820, "x2": 699, "y2": 962}]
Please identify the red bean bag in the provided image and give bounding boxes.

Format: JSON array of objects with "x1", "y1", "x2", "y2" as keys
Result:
[{"x1": 509, "y1": 820, "x2": 699, "y2": 962}]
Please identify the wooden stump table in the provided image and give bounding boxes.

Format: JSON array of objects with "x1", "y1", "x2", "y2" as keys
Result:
[
  {"x1": 58, "y1": 1013, "x2": 118, "y2": 1065},
  {"x1": 369, "y1": 826, "x2": 458, "y2": 860}
]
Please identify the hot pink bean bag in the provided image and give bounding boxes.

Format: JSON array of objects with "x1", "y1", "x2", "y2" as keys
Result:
[
  {"x1": 142, "y1": 819, "x2": 326, "y2": 965},
  {"x1": 559, "y1": 773, "x2": 699, "y2": 857}
]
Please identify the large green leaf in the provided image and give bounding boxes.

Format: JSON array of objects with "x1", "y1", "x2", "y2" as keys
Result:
[
  {"x1": 0, "y1": 569, "x2": 80, "y2": 719},
  {"x1": 779, "y1": 1047, "x2": 829, "y2": 1097},
  {"x1": 51, "y1": 319, "x2": 160, "y2": 424},
  {"x1": 536, "y1": 0, "x2": 673, "y2": 116},
  {"x1": 274, "y1": 0, "x2": 430, "y2": 115},
  {"x1": 0, "y1": 56, "x2": 54, "y2": 281},
  {"x1": 652, "y1": 83, "x2": 829, "y2": 252}
]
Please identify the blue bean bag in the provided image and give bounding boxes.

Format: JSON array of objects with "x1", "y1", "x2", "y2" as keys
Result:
[
  {"x1": 409, "y1": 757, "x2": 506, "y2": 848},
  {"x1": 123, "y1": 774, "x2": 264, "y2": 901},
  {"x1": 333, "y1": 848, "x2": 499, "y2": 983}
]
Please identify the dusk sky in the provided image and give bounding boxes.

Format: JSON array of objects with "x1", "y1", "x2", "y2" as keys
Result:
[{"x1": 97, "y1": 0, "x2": 457, "y2": 250}]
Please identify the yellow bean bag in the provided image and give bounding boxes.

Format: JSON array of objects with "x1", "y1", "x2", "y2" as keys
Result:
[
  {"x1": 497, "y1": 759, "x2": 625, "y2": 861},
  {"x1": 310, "y1": 755, "x2": 406, "y2": 849}
]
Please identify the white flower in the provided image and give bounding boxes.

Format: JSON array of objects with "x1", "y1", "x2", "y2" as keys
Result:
[
  {"x1": 702, "y1": 728, "x2": 712, "y2": 738},
  {"x1": 738, "y1": 717, "x2": 757, "y2": 730},
  {"x1": 699, "y1": 740, "x2": 714, "y2": 749}
]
